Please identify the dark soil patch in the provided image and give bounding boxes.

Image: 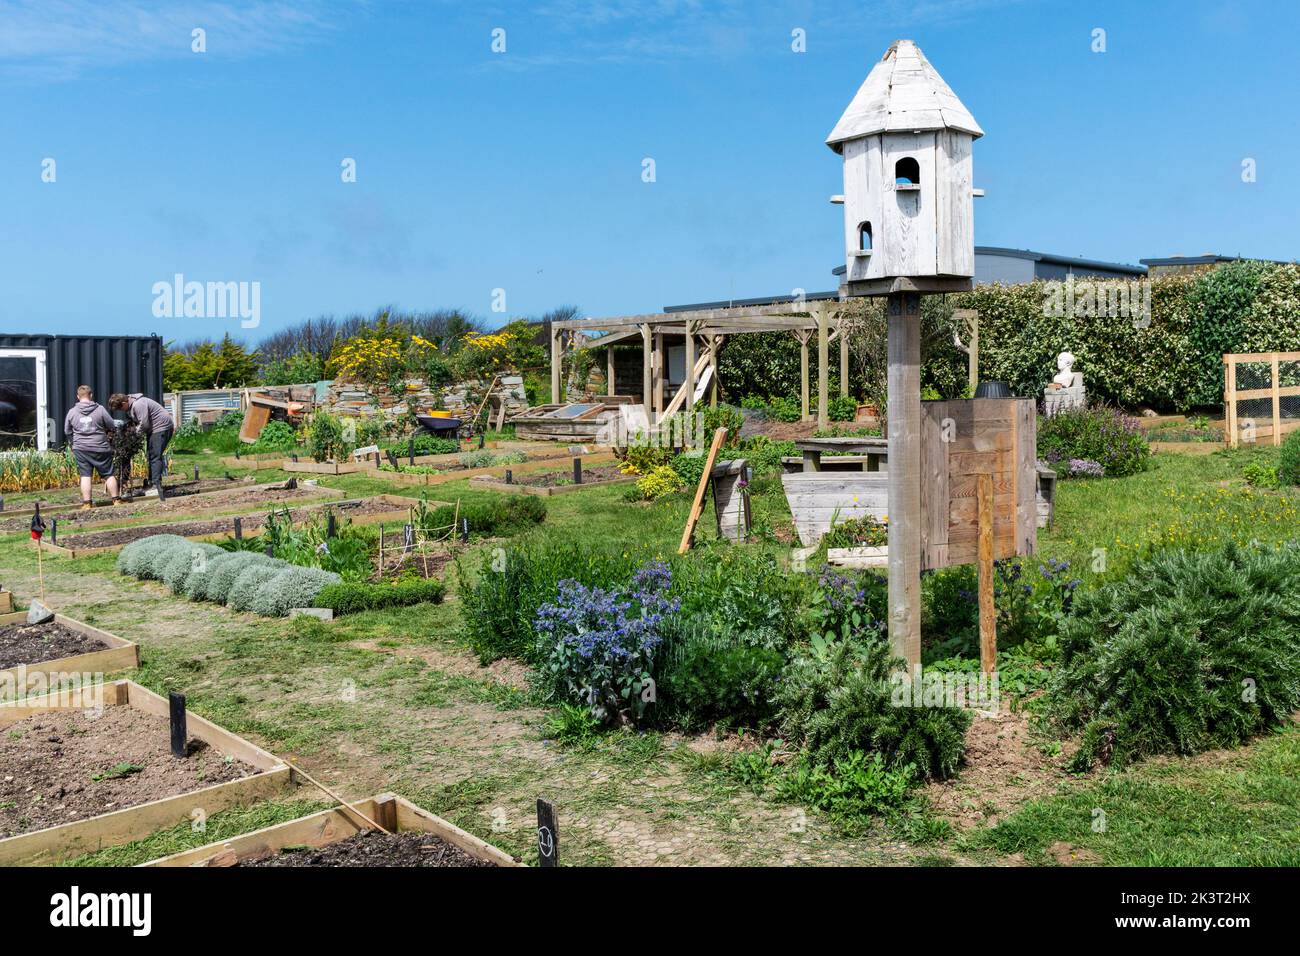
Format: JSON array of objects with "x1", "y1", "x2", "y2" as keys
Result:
[
  {"x1": 0, "y1": 621, "x2": 108, "y2": 669},
  {"x1": 500, "y1": 464, "x2": 626, "y2": 488},
  {"x1": 240, "y1": 828, "x2": 495, "y2": 867},
  {"x1": 373, "y1": 549, "x2": 454, "y2": 582},
  {"x1": 57, "y1": 497, "x2": 401, "y2": 551},
  {"x1": 0, "y1": 707, "x2": 255, "y2": 838}
]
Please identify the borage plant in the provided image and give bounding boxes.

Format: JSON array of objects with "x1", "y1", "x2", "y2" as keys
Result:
[{"x1": 534, "y1": 561, "x2": 679, "y2": 726}]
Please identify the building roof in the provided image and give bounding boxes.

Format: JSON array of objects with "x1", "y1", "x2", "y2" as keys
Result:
[
  {"x1": 663, "y1": 291, "x2": 840, "y2": 313},
  {"x1": 1139, "y1": 253, "x2": 1295, "y2": 267},
  {"x1": 976, "y1": 246, "x2": 1147, "y2": 275},
  {"x1": 826, "y1": 39, "x2": 983, "y2": 152}
]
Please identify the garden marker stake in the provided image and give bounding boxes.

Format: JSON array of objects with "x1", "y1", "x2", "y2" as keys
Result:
[
  {"x1": 169, "y1": 692, "x2": 187, "y2": 758},
  {"x1": 573, "y1": 458, "x2": 582, "y2": 484},
  {"x1": 536, "y1": 798, "x2": 559, "y2": 867},
  {"x1": 234, "y1": 517, "x2": 243, "y2": 540},
  {"x1": 408, "y1": 437, "x2": 415, "y2": 465},
  {"x1": 30, "y1": 505, "x2": 46, "y2": 603}
]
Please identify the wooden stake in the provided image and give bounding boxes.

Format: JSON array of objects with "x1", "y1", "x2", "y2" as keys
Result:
[
  {"x1": 977, "y1": 473, "x2": 996, "y2": 676},
  {"x1": 36, "y1": 536, "x2": 45, "y2": 605},
  {"x1": 288, "y1": 761, "x2": 391, "y2": 834},
  {"x1": 678, "y1": 427, "x2": 727, "y2": 554},
  {"x1": 886, "y1": 292, "x2": 922, "y2": 668},
  {"x1": 169, "y1": 692, "x2": 187, "y2": 758},
  {"x1": 816, "y1": 304, "x2": 829, "y2": 429}
]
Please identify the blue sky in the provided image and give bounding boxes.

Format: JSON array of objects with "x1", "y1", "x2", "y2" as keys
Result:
[{"x1": 2, "y1": 0, "x2": 1296, "y2": 343}]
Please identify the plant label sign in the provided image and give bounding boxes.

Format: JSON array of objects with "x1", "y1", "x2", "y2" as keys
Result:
[{"x1": 536, "y1": 798, "x2": 558, "y2": 867}]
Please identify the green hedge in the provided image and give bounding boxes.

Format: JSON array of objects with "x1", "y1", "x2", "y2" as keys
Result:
[{"x1": 315, "y1": 578, "x2": 446, "y2": 615}]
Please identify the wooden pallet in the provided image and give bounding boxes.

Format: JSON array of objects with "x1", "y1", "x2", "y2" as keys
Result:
[
  {"x1": 0, "y1": 611, "x2": 139, "y2": 695},
  {"x1": 0, "y1": 680, "x2": 291, "y2": 865},
  {"x1": 142, "y1": 793, "x2": 522, "y2": 867}
]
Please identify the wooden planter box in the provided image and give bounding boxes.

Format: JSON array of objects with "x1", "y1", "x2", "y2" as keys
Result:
[
  {"x1": 142, "y1": 793, "x2": 522, "y2": 867},
  {"x1": 0, "y1": 611, "x2": 139, "y2": 696},
  {"x1": 31, "y1": 494, "x2": 429, "y2": 559},
  {"x1": 827, "y1": 546, "x2": 888, "y2": 569},
  {"x1": 781, "y1": 471, "x2": 889, "y2": 547},
  {"x1": 468, "y1": 452, "x2": 626, "y2": 496},
  {"x1": 220, "y1": 453, "x2": 287, "y2": 471},
  {"x1": 1, "y1": 478, "x2": 331, "y2": 521},
  {"x1": 0, "y1": 591, "x2": 11, "y2": 614},
  {"x1": 0, "y1": 679, "x2": 291, "y2": 865},
  {"x1": 281, "y1": 459, "x2": 367, "y2": 475}
]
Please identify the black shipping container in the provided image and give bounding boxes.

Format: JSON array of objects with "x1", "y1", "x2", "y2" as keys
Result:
[{"x1": 0, "y1": 334, "x2": 163, "y2": 450}]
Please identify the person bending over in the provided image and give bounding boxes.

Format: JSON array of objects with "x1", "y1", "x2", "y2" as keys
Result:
[
  {"x1": 63, "y1": 385, "x2": 119, "y2": 509},
  {"x1": 109, "y1": 391, "x2": 175, "y2": 500}
]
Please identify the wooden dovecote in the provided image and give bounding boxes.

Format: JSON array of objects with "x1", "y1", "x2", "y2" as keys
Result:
[{"x1": 827, "y1": 40, "x2": 983, "y2": 295}]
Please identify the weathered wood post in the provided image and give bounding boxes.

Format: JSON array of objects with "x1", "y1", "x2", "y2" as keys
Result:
[
  {"x1": 640, "y1": 324, "x2": 653, "y2": 415},
  {"x1": 887, "y1": 291, "x2": 922, "y2": 665},
  {"x1": 816, "y1": 303, "x2": 830, "y2": 429},
  {"x1": 685, "y1": 319, "x2": 696, "y2": 412}
]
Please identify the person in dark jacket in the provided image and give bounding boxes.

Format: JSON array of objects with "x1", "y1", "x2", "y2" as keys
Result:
[
  {"x1": 63, "y1": 385, "x2": 120, "y2": 509},
  {"x1": 109, "y1": 392, "x2": 174, "y2": 499}
]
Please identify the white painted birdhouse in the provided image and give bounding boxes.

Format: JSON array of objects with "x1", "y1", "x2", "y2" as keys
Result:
[{"x1": 828, "y1": 40, "x2": 983, "y2": 294}]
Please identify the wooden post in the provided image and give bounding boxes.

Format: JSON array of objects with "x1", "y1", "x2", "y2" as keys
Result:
[
  {"x1": 640, "y1": 324, "x2": 652, "y2": 412},
  {"x1": 816, "y1": 305, "x2": 829, "y2": 429},
  {"x1": 653, "y1": 331, "x2": 665, "y2": 419},
  {"x1": 797, "y1": 331, "x2": 810, "y2": 421},
  {"x1": 709, "y1": 335, "x2": 722, "y2": 408},
  {"x1": 886, "y1": 291, "x2": 922, "y2": 668},
  {"x1": 1271, "y1": 353, "x2": 1282, "y2": 446},
  {"x1": 550, "y1": 328, "x2": 562, "y2": 404},
  {"x1": 606, "y1": 345, "x2": 616, "y2": 397},
  {"x1": 977, "y1": 473, "x2": 996, "y2": 676},
  {"x1": 1225, "y1": 356, "x2": 1237, "y2": 448},
  {"x1": 685, "y1": 321, "x2": 696, "y2": 413},
  {"x1": 968, "y1": 312, "x2": 979, "y2": 395},
  {"x1": 839, "y1": 319, "x2": 850, "y2": 397}
]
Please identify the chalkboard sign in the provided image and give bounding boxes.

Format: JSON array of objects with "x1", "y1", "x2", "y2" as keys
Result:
[
  {"x1": 403, "y1": 523, "x2": 415, "y2": 549},
  {"x1": 169, "y1": 692, "x2": 187, "y2": 758},
  {"x1": 536, "y1": 798, "x2": 558, "y2": 867}
]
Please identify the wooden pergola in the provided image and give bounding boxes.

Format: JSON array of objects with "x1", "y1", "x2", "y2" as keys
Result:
[{"x1": 549, "y1": 299, "x2": 852, "y2": 426}]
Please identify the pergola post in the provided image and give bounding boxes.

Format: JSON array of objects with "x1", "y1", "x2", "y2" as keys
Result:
[
  {"x1": 709, "y1": 335, "x2": 722, "y2": 408},
  {"x1": 886, "y1": 291, "x2": 922, "y2": 668},
  {"x1": 816, "y1": 305, "x2": 829, "y2": 429},
  {"x1": 640, "y1": 324, "x2": 652, "y2": 412},
  {"x1": 606, "y1": 344, "x2": 616, "y2": 397},
  {"x1": 550, "y1": 327, "x2": 562, "y2": 404},
  {"x1": 840, "y1": 319, "x2": 850, "y2": 397},
  {"x1": 797, "y1": 331, "x2": 810, "y2": 421},
  {"x1": 652, "y1": 331, "x2": 665, "y2": 418},
  {"x1": 685, "y1": 320, "x2": 696, "y2": 415}
]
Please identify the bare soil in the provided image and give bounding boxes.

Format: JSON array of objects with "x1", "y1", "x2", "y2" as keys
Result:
[
  {"x1": 373, "y1": 549, "x2": 455, "y2": 582},
  {"x1": 0, "y1": 707, "x2": 255, "y2": 838},
  {"x1": 0, "y1": 481, "x2": 321, "y2": 533},
  {"x1": 240, "y1": 828, "x2": 496, "y2": 867},
  {"x1": 0, "y1": 621, "x2": 108, "y2": 668},
  {"x1": 57, "y1": 497, "x2": 402, "y2": 550}
]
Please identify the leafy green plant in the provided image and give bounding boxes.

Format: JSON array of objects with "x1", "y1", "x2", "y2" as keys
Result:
[
  {"x1": 1038, "y1": 405, "x2": 1150, "y2": 478},
  {"x1": 1279, "y1": 430, "x2": 1300, "y2": 485},
  {"x1": 821, "y1": 514, "x2": 888, "y2": 549},
  {"x1": 739, "y1": 435, "x2": 796, "y2": 473},
  {"x1": 774, "y1": 749, "x2": 916, "y2": 818},
  {"x1": 1049, "y1": 543, "x2": 1300, "y2": 769},
  {"x1": 654, "y1": 622, "x2": 784, "y2": 731},
  {"x1": 307, "y1": 411, "x2": 348, "y2": 463},
  {"x1": 248, "y1": 420, "x2": 298, "y2": 453},
  {"x1": 315, "y1": 578, "x2": 446, "y2": 615},
  {"x1": 415, "y1": 495, "x2": 546, "y2": 538},
  {"x1": 1243, "y1": 460, "x2": 1282, "y2": 489},
  {"x1": 634, "y1": 464, "x2": 686, "y2": 500}
]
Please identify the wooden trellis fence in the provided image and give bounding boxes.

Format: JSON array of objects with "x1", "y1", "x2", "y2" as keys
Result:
[{"x1": 1224, "y1": 351, "x2": 1300, "y2": 447}]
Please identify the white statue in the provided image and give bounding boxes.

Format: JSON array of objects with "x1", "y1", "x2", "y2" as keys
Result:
[{"x1": 1044, "y1": 351, "x2": 1085, "y2": 415}]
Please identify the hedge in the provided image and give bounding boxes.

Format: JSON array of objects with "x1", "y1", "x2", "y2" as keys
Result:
[{"x1": 315, "y1": 578, "x2": 446, "y2": 615}]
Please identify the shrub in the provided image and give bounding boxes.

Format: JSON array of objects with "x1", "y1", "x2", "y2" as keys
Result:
[
  {"x1": 696, "y1": 403, "x2": 745, "y2": 443},
  {"x1": 1038, "y1": 405, "x2": 1150, "y2": 478},
  {"x1": 1049, "y1": 543, "x2": 1300, "y2": 769},
  {"x1": 307, "y1": 412, "x2": 348, "y2": 462},
  {"x1": 739, "y1": 435, "x2": 796, "y2": 474},
  {"x1": 116, "y1": 535, "x2": 190, "y2": 578},
  {"x1": 533, "y1": 561, "x2": 679, "y2": 724},
  {"x1": 182, "y1": 550, "x2": 241, "y2": 601},
  {"x1": 248, "y1": 566, "x2": 341, "y2": 616},
  {"x1": 228, "y1": 561, "x2": 292, "y2": 611},
  {"x1": 417, "y1": 495, "x2": 546, "y2": 538},
  {"x1": 828, "y1": 394, "x2": 857, "y2": 421},
  {"x1": 1242, "y1": 460, "x2": 1281, "y2": 489},
  {"x1": 136, "y1": 536, "x2": 200, "y2": 581},
  {"x1": 1279, "y1": 431, "x2": 1300, "y2": 485},
  {"x1": 388, "y1": 433, "x2": 459, "y2": 457},
  {"x1": 193, "y1": 551, "x2": 273, "y2": 603},
  {"x1": 248, "y1": 420, "x2": 297, "y2": 453},
  {"x1": 654, "y1": 623, "x2": 784, "y2": 732},
  {"x1": 774, "y1": 749, "x2": 917, "y2": 818},
  {"x1": 617, "y1": 444, "x2": 673, "y2": 476},
  {"x1": 315, "y1": 577, "x2": 446, "y2": 615},
  {"x1": 776, "y1": 636, "x2": 970, "y2": 781},
  {"x1": 635, "y1": 465, "x2": 686, "y2": 500},
  {"x1": 160, "y1": 543, "x2": 225, "y2": 594},
  {"x1": 669, "y1": 452, "x2": 706, "y2": 489}
]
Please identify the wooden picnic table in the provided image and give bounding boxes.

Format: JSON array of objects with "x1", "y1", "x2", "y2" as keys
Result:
[{"x1": 794, "y1": 436, "x2": 889, "y2": 472}]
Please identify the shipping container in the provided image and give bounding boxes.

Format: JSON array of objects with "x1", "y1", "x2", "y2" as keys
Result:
[{"x1": 0, "y1": 334, "x2": 164, "y2": 451}]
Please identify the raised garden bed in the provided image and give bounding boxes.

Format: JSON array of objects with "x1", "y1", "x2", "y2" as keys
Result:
[
  {"x1": 0, "y1": 611, "x2": 138, "y2": 696},
  {"x1": 143, "y1": 793, "x2": 520, "y2": 867},
  {"x1": 34, "y1": 494, "x2": 428, "y2": 558},
  {"x1": 0, "y1": 476, "x2": 271, "y2": 520},
  {"x1": 0, "y1": 679, "x2": 290, "y2": 865},
  {"x1": 470, "y1": 461, "x2": 633, "y2": 496},
  {"x1": 370, "y1": 447, "x2": 611, "y2": 487},
  {"x1": 0, "y1": 480, "x2": 344, "y2": 535}
]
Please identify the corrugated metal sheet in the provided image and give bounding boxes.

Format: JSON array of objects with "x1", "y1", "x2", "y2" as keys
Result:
[
  {"x1": 165, "y1": 388, "x2": 244, "y2": 426},
  {"x1": 0, "y1": 333, "x2": 163, "y2": 447}
]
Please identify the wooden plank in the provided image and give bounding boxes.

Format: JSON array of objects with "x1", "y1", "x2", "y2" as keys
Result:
[
  {"x1": 551, "y1": 328, "x2": 562, "y2": 404},
  {"x1": 1273, "y1": 355, "x2": 1282, "y2": 447},
  {"x1": 678, "y1": 428, "x2": 727, "y2": 554},
  {"x1": 886, "y1": 292, "x2": 922, "y2": 667},
  {"x1": 0, "y1": 612, "x2": 139, "y2": 695},
  {"x1": 797, "y1": 331, "x2": 811, "y2": 421},
  {"x1": 978, "y1": 473, "x2": 996, "y2": 675},
  {"x1": 1225, "y1": 357, "x2": 1238, "y2": 448},
  {"x1": 817, "y1": 304, "x2": 830, "y2": 428}
]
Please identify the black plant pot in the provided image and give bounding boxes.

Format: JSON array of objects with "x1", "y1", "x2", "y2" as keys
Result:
[{"x1": 974, "y1": 380, "x2": 1012, "y2": 399}]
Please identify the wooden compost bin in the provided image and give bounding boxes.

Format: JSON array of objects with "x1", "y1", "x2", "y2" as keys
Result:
[
  {"x1": 0, "y1": 611, "x2": 139, "y2": 694},
  {"x1": 0, "y1": 679, "x2": 291, "y2": 865},
  {"x1": 142, "y1": 793, "x2": 522, "y2": 867},
  {"x1": 31, "y1": 494, "x2": 429, "y2": 558},
  {"x1": 468, "y1": 452, "x2": 628, "y2": 496}
]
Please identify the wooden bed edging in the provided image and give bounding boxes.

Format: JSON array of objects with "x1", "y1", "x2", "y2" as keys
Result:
[
  {"x1": 468, "y1": 453, "x2": 631, "y2": 496},
  {"x1": 141, "y1": 793, "x2": 524, "y2": 867},
  {"x1": 361, "y1": 446, "x2": 609, "y2": 487},
  {"x1": 0, "y1": 679, "x2": 291, "y2": 866},
  {"x1": 0, "y1": 611, "x2": 139, "y2": 696}
]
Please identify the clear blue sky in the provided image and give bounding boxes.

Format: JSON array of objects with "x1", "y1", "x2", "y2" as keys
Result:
[{"x1": 2, "y1": 0, "x2": 1296, "y2": 343}]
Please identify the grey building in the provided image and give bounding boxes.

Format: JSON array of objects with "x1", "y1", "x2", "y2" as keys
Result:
[
  {"x1": 973, "y1": 247, "x2": 1147, "y2": 284},
  {"x1": 1139, "y1": 254, "x2": 1295, "y2": 278}
]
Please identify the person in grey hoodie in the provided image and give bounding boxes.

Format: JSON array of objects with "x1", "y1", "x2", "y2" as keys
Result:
[
  {"x1": 110, "y1": 392, "x2": 175, "y2": 499},
  {"x1": 63, "y1": 385, "x2": 120, "y2": 508}
]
